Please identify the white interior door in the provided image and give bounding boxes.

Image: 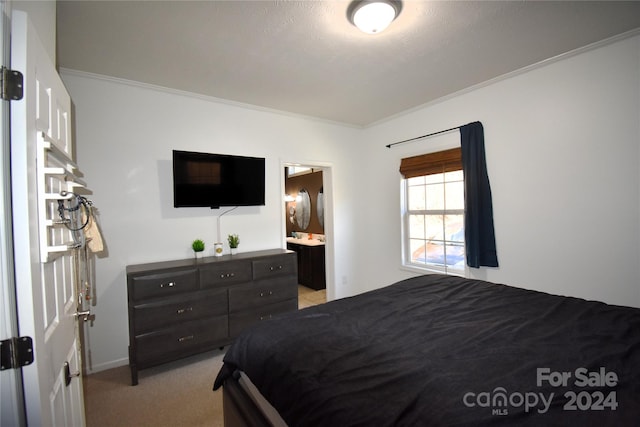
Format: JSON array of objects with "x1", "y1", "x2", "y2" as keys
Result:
[
  {"x1": 1, "y1": 1, "x2": 27, "y2": 426},
  {"x1": 11, "y1": 11, "x2": 85, "y2": 426}
]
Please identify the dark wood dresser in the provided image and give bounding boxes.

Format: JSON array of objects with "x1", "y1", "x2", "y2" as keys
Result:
[{"x1": 126, "y1": 249, "x2": 297, "y2": 385}]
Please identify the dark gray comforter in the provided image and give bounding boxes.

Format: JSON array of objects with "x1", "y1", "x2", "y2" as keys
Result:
[{"x1": 214, "y1": 275, "x2": 640, "y2": 426}]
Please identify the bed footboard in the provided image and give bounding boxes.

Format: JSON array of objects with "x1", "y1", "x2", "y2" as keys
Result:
[{"x1": 222, "y1": 371, "x2": 287, "y2": 427}]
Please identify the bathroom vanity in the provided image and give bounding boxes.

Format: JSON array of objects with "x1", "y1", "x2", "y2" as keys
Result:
[{"x1": 286, "y1": 237, "x2": 326, "y2": 290}]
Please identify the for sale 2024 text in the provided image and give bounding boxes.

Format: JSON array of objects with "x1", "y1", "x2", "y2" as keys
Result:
[
  {"x1": 462, "y1": 367, "x2": 619, "y2": 416},
  {"x1": 537, "y1": 367, "x2": 618, "y2": 412}
]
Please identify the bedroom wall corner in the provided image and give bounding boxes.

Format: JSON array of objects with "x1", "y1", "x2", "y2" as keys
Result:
[{"x1": 356, "y1": 34, "x2": 640, "y2": 308}]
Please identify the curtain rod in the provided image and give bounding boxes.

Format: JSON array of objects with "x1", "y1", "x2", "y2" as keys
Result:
[{"x1": 386, "y1": 125, "x2": 463, "y2": 148}]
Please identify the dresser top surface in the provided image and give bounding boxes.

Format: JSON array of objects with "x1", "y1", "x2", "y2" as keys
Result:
[{"x1": 126, "y1": 248, "x2": 294, "y2": 275}]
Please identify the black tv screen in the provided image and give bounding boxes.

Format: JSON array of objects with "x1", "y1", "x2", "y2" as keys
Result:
[{"x1": 173, "y1": 150, "x2": 265, "y2": 208}]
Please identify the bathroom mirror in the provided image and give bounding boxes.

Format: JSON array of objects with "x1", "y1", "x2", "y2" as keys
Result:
[
  {"x1": 295, "y1": 189, "x2": 311, "y2": 229},
  {"x1": 317, "y1": 187, "x2": 324, "y2": 229}
]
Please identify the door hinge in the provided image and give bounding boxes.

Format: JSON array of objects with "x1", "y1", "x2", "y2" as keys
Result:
[
  {"x1": 0, "y1": 336, "x2": 34, "y2": 370},
  {"x1": 0, "y1": 66, "x2": 24, "y2": 101}
]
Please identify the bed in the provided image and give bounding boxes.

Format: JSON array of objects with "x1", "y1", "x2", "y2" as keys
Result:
[{"x1": 213, "y1": 274, "x2": 640, "y2": 426}]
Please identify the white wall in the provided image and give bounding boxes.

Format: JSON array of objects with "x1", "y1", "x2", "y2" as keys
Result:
[
  {"x1": 62, "y1": 73, "x2": 362, "y2": 372},
  {"x1": 13, "y1": 1, "x2": 55, "y2": 62},
  {"x1": 64, "y1": 34, "x2": 640, "y2": 373},
  {"x1": 356, "y1": 35, "x2": 640, "y2": 308}
]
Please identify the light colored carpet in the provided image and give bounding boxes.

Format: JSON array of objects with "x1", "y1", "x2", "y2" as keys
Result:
[
  {"x1": 84, "y1": 287, "x2": 325, "y2": 426},
  {"x1": 83, "y1": 349, "x2": 225, "y2": 427}
]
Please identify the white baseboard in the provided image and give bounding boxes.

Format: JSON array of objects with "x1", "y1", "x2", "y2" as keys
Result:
[{"x1": 84, "y1": 357, "x2": 129, "y2": 375}]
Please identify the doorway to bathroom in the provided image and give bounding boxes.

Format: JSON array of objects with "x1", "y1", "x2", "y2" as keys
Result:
[{"x1": 282, "y1": 162, "x2": 332, "y2": 306}]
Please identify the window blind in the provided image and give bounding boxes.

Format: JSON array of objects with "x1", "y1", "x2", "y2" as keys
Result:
[{"x1": 399, "y1": 147, "x2": 462, "y2": 178}]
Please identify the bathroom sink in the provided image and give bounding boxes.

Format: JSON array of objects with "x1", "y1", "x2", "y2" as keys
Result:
[{"x1": 286, "y1": 237, "x2": 325, "y2": 246}]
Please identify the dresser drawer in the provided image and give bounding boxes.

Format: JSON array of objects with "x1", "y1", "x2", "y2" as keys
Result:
[
  {"x1": 252, "y1": 253, "x2": 296, "y2": 280},
  {"x1": 130, "y1": 268, "x2": 198, "y2": 301},
  {"x1": 229, "y1": 299, "x2": 297, "y2": 337},
  {"x1": 228, "y1": 278, "x2": 297, "y2": 313},
  {"x1": 133, "y1": 289, "x2": 228, "y2": 333},
  {"x1": 135, "y1": 315, "x2": 229, "y2": 364},
  {"x1": 199, "y1": 260, "x2": 252, "y2": 289}
]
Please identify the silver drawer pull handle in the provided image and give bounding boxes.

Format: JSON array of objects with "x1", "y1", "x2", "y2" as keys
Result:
[
  {"x1": 220, "y1": 273, "x2": 236, "y2": 279},
  {"x1": 178, "y1": 335, "x2": 194, "y2": 342},
  {"x1": 269, "y1": 265, "x2": 283, "y2": 271},
  {"x1": 260, "y1": 315, "x2": 272, "y2": 321},
  {"x1": 160, "y1": 281, "x2": 176, "y2": 288},
  {"x1": 176, "y1": 307, "x2": 193, "y2": 314},
  {"x1": 259, "y1": 291, "x2": 274, "y2": 297}
]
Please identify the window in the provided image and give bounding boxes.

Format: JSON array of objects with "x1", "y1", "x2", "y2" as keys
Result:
[{"x1": 400, "y1": 148, "x2": 465, "y2": 275}]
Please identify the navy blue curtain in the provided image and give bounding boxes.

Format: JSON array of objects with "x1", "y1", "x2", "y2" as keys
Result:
[{"x1": 460, "y1": 122, "x2": 498, "y2": 268}]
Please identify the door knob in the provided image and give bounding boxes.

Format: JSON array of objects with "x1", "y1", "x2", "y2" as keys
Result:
[{"x1": 74, "y1": 310, "x2": 91, "y2": 321}]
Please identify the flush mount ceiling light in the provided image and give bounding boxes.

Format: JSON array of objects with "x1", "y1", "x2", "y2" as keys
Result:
[{"x1": 347, "y1": 0, "x2": 402, "y2": 34}]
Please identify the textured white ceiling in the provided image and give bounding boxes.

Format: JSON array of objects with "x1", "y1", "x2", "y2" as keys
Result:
[{"x1": 56, "y1": 1, "x2": 640, "y2": 126}]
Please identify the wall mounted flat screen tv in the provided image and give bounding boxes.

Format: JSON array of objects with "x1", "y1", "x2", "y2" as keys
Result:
[{"x1": 173, "y1": 150, "x2": 265, "y2": 208}]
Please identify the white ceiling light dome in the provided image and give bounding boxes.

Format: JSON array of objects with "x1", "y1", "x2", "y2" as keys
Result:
[{"x1": 347, "y1": 0, "x2": 403, "y2": 34}]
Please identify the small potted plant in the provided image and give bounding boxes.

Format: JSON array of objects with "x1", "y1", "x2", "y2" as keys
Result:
[
  {"x1": 192, "y1": 239, "x2": 205, "y2": 259},
  {"x1": 227, "y1": 234, "x2": 240, "y2": 255}
]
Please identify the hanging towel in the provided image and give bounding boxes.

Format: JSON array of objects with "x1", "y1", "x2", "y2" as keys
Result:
[{"x1": 82, "y1": 207, "x2": 104, "y2": 253}]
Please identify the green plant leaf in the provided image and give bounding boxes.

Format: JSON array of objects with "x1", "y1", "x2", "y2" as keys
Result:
[{"x1": 192, "y1": 239, "x2": 205, "y2": 252}]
